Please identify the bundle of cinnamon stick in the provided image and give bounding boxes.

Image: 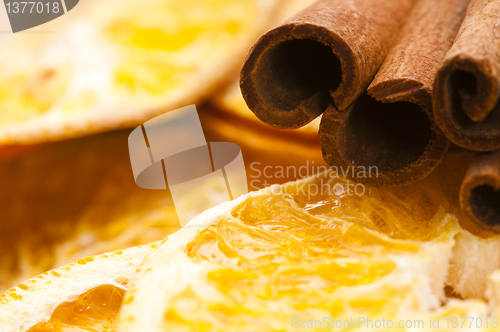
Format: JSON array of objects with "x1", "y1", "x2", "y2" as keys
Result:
[{"x1": 240, "y1": 0, "x2": 500, "y2": 233}]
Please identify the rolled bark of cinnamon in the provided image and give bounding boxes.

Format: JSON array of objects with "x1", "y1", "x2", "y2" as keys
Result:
[
  {"x1": 240, "y1": 0, "x2": 416, "y2": 129},
  {"x1": 319, "y1": 0, "x2": 469, "y2": 187},
  {"x1": 460, "y1": 150, "x2": 500, "y2": 232},
  {"x1": 433, "y1": 0, "x2": 500, "y2": 151}
]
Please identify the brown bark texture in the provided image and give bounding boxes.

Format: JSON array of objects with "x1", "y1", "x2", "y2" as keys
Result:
[
  {"x1": 460, "y1": 149, "x2": 500, "y2": 232},
  {"x1": 433, "y1": 0, "x2": 500, "y2": 151},
  {"x1": 320, "y1": 0, "x2": 470, "y2": 187},
  {"x1": 240, "y1": 0, "x2": 416, "y2": 129}
]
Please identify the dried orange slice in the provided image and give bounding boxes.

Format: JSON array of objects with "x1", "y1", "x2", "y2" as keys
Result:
[
  {"x1": 0, "y1": 130, "x2": 180, "y2": 294},
  {"x1": 0, "y1": 0, "x2": 278, "y2": 146},
  {"x1": 117, "y1": 152, "x2": 500, "y2": 331},
  {"x1": 0, "y1": 109, "x2": 326, "y2": 294},
  {"x1": 2, "y1": 153, "x2": 500, "y2": 331},
  {"x1": 0, "y1": 243, "x2": 158, "y2": 332}
]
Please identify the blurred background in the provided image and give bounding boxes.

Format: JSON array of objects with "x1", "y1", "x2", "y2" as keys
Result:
[{"x1": 0, "y1": 0, "x2": 326, "y2": 292}]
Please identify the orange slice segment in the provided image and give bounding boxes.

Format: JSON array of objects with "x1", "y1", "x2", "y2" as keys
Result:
[
  {"x1": 0, "y1": 243, "x2": 158, "y2": 332},
  {"x1": 27, "y1": 285, "x2": 124, "y2": 332},
  {"x1": 118, "y1": 152, "x2": 500, "y2": 332}
]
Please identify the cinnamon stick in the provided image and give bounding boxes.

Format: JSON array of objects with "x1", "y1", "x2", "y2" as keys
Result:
[
  {"x1": 433, "y1": 0, "x2": 500, "y2": 151},
  {"x1": 460, "y1": 150, "x2": 500, "y2": 232},
  {"x1": 240, "y1": 0, "x2": 416, "y2": 129},
  {"x1": 319, "y1": 0, "x2": 469, "y2": 187}
]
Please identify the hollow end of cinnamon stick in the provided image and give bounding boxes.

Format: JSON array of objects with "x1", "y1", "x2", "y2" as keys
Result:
[
  {"x1": 460, "y1": 150, "x2": 500, "y2": 233},
  {"x1": 433, "y1": 0, "x2": 500, "y2": 152},
  {"x1": 240, "y1": 0, "x2": 415, "y2": 129},
  {"x1": 240, "y1": 23, "x2": 344, "y2": 129},
  {"x1": 320, "y1": 92, "x2": 449, "y2": 187},
  {"x1": 433, "y1": 57, "x2": 500, "y2": 151}
]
